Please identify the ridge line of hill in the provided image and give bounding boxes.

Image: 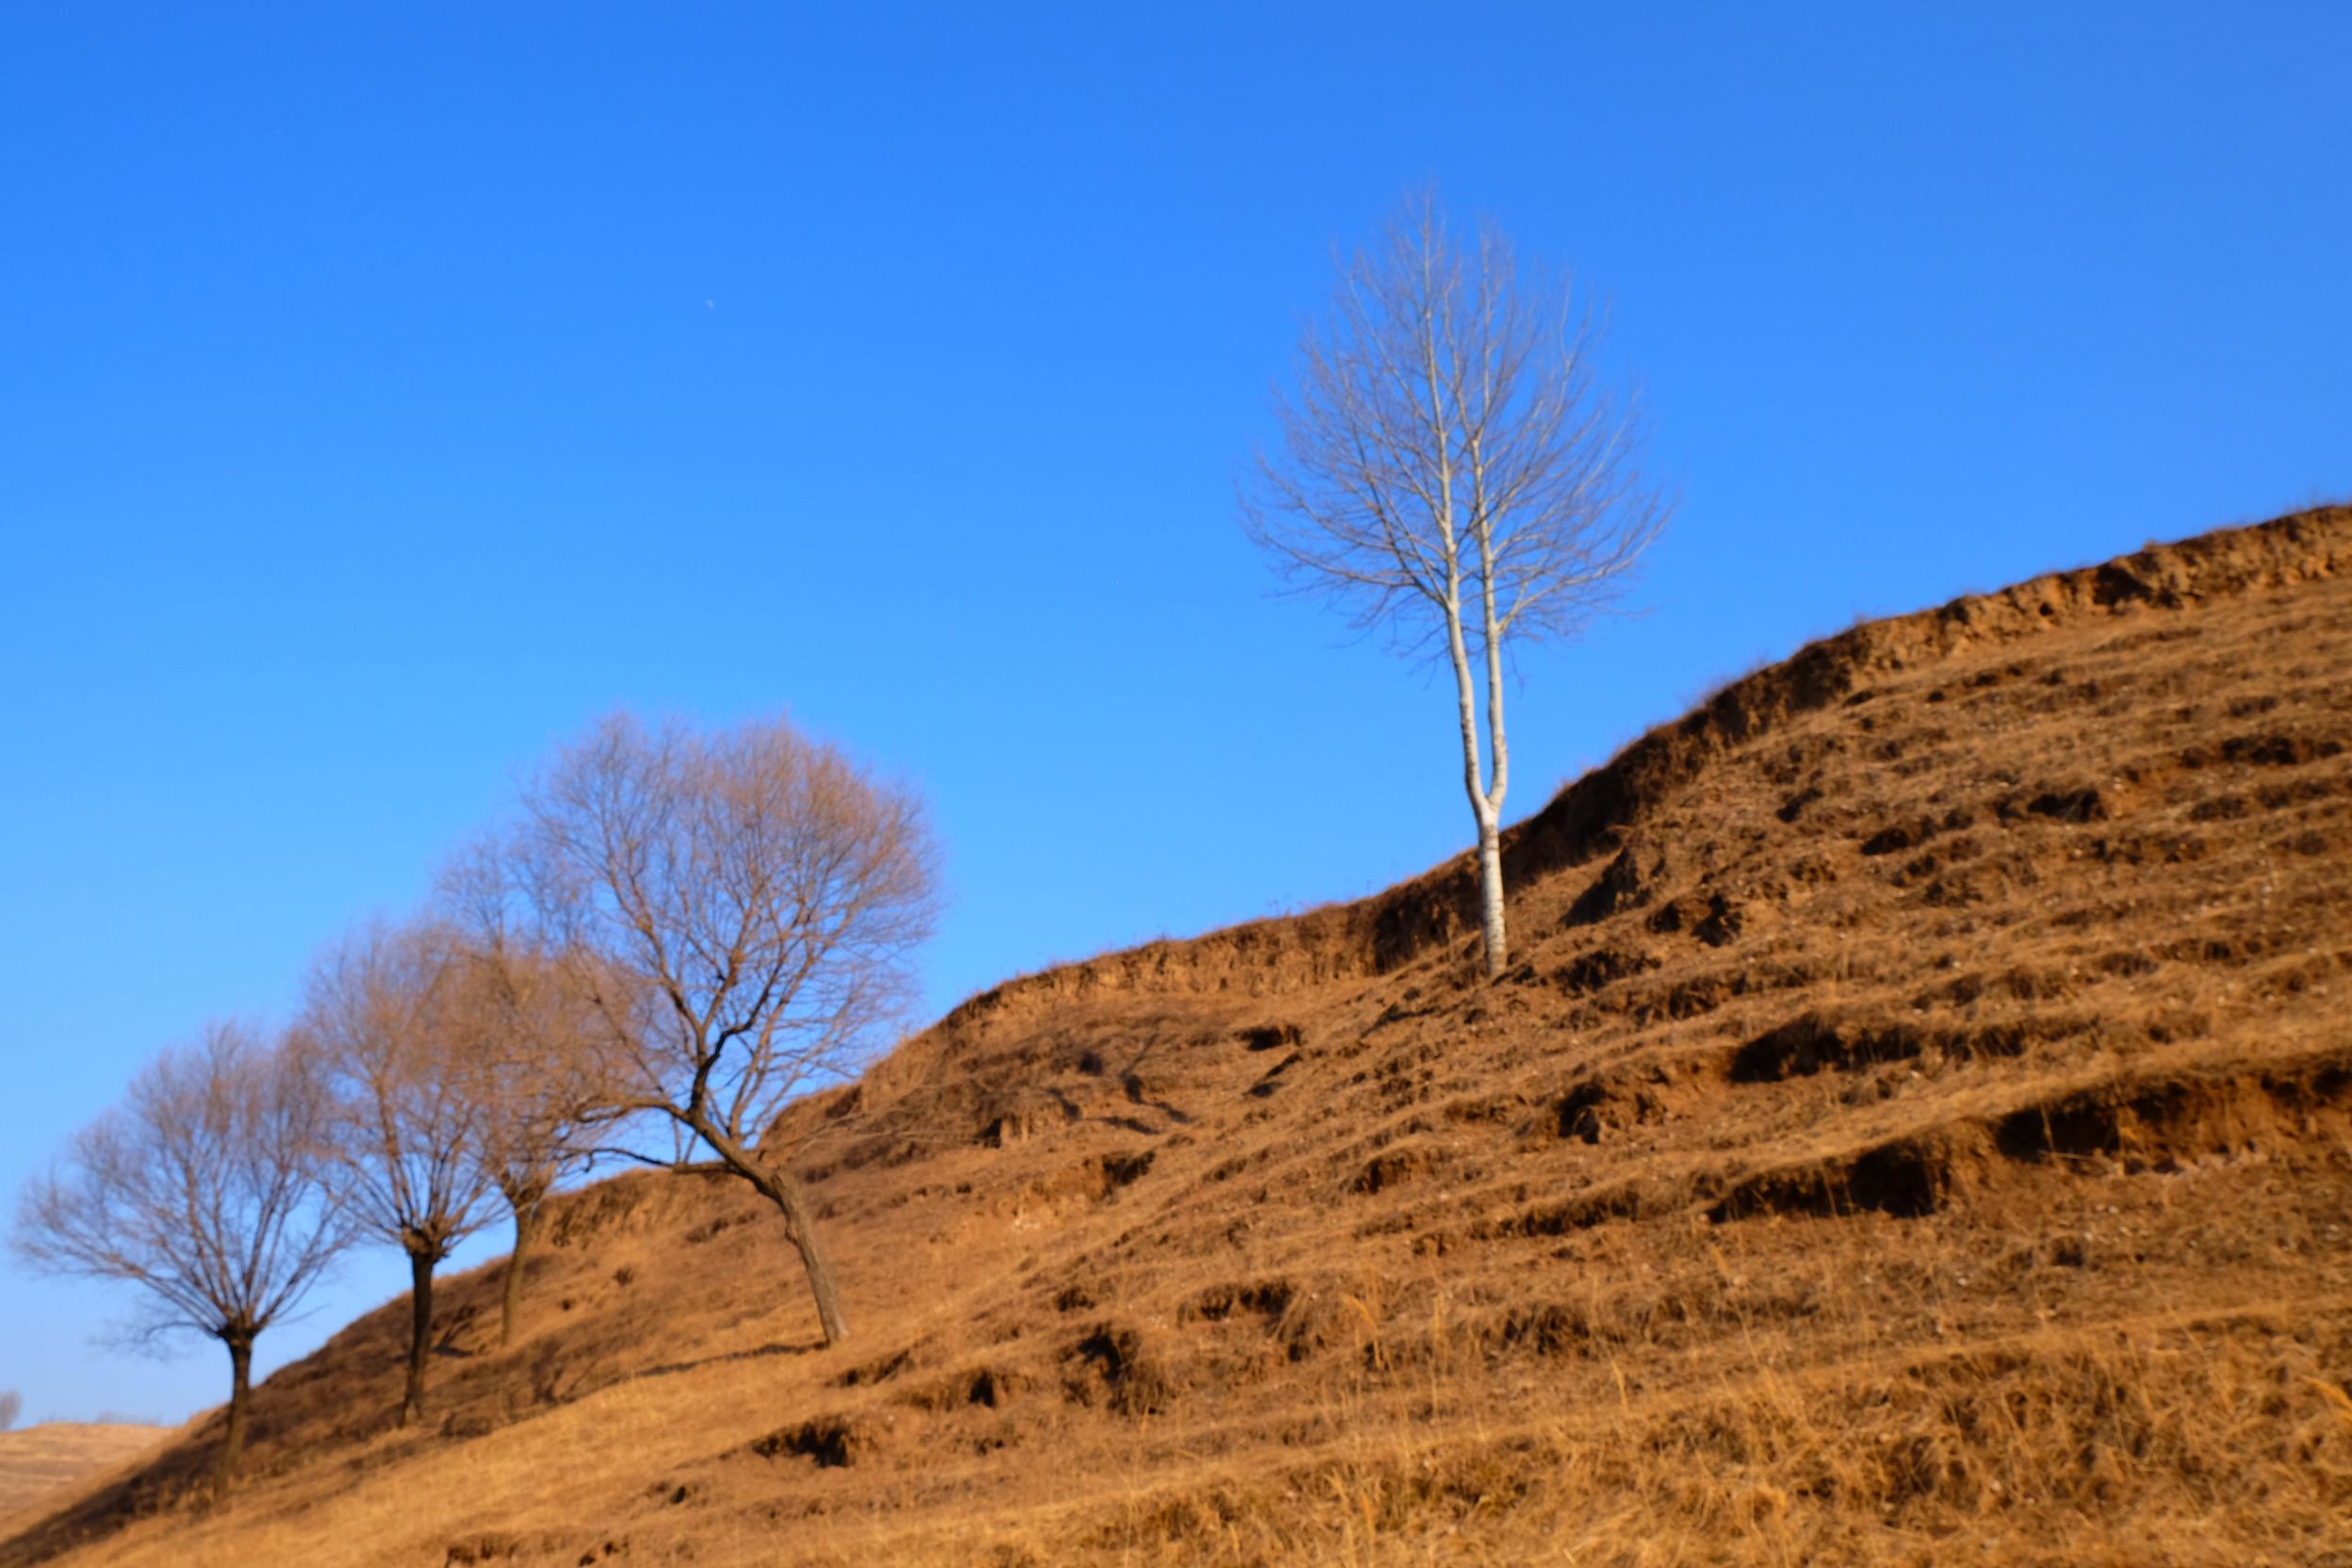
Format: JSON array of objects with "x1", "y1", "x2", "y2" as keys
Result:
[{"x1": 917, "y1": 507, "x2": 2347, "y2": 1038}]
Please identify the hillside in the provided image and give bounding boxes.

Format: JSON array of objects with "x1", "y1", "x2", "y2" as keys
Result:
[
  {"x1": 0, "y1": 1430, "x2": 171, "y2": 1537},
  {"x1": 8, "y1": 506, "x2": 2349, "y2": 1567}
]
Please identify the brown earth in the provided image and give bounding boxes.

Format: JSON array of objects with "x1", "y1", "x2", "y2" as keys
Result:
[
  {"x1": 7, "y1": 506, "x2": 2350, "y2": 1567},
  {"x1": 0, "y1": 1430, "x2": 171, "y2": 1535}
]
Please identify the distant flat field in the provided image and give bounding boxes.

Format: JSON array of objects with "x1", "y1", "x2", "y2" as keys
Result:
[{"x1": 0, "y1": 1428, "x2": 170, "y2": 1523}]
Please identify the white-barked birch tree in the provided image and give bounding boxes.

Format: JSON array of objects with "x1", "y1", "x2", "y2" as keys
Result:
[{"x1": 1243, "y1": 192, "x2": 1670, "y2": 976}]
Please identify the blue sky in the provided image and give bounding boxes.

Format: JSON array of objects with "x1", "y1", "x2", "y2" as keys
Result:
[{"x1": 3, "y1": 2, "x2": 2344, "y2": 1426}]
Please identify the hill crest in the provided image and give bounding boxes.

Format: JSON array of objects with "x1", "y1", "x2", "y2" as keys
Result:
[{"x1": 907, "y1": 506, "x2": 2347, "y2": 1028}]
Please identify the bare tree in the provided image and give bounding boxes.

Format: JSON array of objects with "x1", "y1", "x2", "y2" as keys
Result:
[
  {"x1": 9, "y1": 1022, "x2": 346, "y2": 1493},
  {"x1": 436, "y1": 835, "x2": 628, "y2": 1348},
  {"x1": 302, "y1": 921, "x2": 498, "y2": 1425},
  {"x1": 1243, "y1": 192, "x2": 1669, "y2": 976},
  {"x1": 514, "y1": 712, "x2": 939, "y2": 1348},
  {"x1": 0, "y1": 1389, "x2": 20, "y2": 1430}
]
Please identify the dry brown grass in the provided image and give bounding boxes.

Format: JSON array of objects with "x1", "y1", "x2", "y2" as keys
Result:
[
  {"x1": 0, "y1": 1429, "x2": 173, "y2": 1537},
  {"x1": 8, "y1": 506, "x2": 2350, "y2": 1566}
]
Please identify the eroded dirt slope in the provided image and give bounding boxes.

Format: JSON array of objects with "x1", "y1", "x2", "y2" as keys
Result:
[{"x1": 9, "y1": 507, "x2": 2350, "y2": 1567}]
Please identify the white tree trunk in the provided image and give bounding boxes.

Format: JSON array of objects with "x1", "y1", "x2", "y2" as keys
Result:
[
  {"x1": 1476, "y1": 814, "x2": 1507, "y2": 976},
  {"x1": 1443, "y1": 596, "x2": 1509, "y2": 978},
  {"x1": 1478, "y1": 516, "x2": 1511, "y2": 979}
]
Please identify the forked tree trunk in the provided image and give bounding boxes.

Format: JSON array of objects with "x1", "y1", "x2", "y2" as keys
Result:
[
  {"x1": 1445, "y1": 596, "x2": 1511, "y2": 978},
  {"x1": 215, "y1": 1331, "x2": 254, "y2": 1497},
  {"x1": 401, "y1": 1248, "x2": 436, "y2": 1425},
  {"x1": 498, "y1": 1174, "x2": 550, "y2": 1349}
]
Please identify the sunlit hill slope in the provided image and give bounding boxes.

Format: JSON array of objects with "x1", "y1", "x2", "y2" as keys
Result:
[
  {"x1": 8, "y1": 506, "x2": 2351, "y2": 1567},
  {"x1": 0, "y1": 1431, "x2": 169, "y2": 1540}
]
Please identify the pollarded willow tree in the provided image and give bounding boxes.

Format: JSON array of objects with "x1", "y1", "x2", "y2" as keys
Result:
[
  {"x1": 1243, "y1": 192, "x2": 1670, "y2": 976},
  {"x1": 9, "y1": 1021, "x2": 347, "y2": 1493},
  {"x1": 302, "y1": 920, "x2": 499, "y2": 1424},
  {"x1": 436, "y1": 834, "x2": 629, "y2": 1348},
  {"x1": 514, "y1": 711, "x2": 939, "y2": 1348}
]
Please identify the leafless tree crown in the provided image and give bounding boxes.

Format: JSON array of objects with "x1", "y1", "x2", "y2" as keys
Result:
[
  {"x1": 301, "y1": 920, "x2": 499, "y2": 1262},
  {"x1": 436, "y1": 835, "x2": 627, "y2": 1196},
  {"x1": 517, "y1": 711, "x2": 941, "y2": 1160},
  {"x1": 9, "y1": 1021, "x2": 345, "y2": 1347},
  {"x1": 1244, "y1": 193, "x2": 1667, "y2": 662}
]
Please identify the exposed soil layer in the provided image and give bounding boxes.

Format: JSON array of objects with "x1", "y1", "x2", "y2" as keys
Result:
[{"x1": 8, "y1": 506, "x2": 2352, "y2": 1567}]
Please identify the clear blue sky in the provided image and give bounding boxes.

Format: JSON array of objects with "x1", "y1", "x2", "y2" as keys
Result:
[{"x1": 3, "y1": 2, "x2": 2344, "y2": 1427}]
